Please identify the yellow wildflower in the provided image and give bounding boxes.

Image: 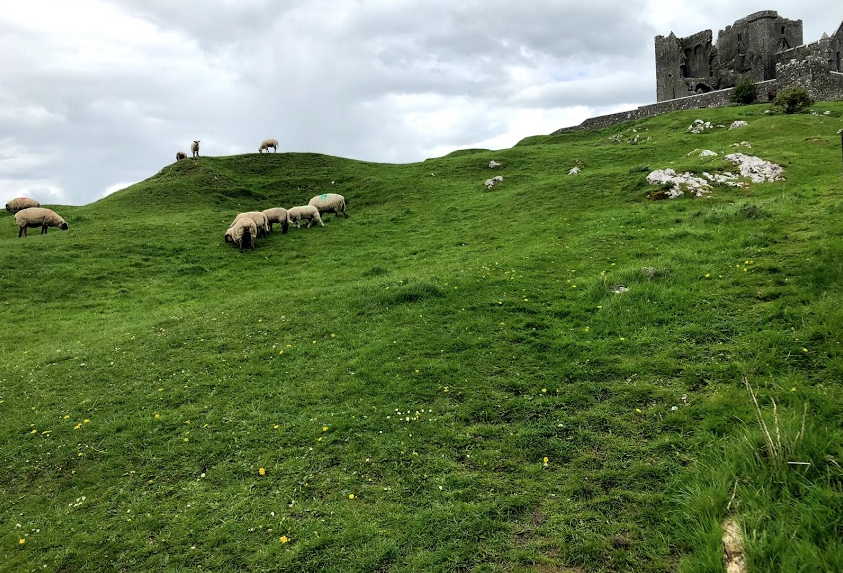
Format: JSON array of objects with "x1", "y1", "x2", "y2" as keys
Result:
[
  {"x1": 83, "y1": 419, "x2": 90, "y2": 424},
  {"x1": 322, "y1": 426, "x2": 328, "y2": 432},
  {"x1": 259, "y1": 468, "x2": 266, "y2": 476},
  {"x1": 280, "y1": 535, "x2": 289, "y2": 543},
  {"x1": 348, "y1": 494, "x2": 355, "y2": 500},
  {"x1": 19, "y1": 538, "x2": 25, "y2": 545},
  {"x1": 273, "y1": 424, "x2": 280, "y2": 430}
]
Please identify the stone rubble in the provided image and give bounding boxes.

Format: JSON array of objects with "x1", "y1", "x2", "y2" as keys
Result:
[{"x1": 724, "y1": 153, "x2": 785, "y2": 183}]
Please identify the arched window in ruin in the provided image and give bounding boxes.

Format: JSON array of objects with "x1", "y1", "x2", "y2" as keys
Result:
[
  {"x1": 694, "y1": 83, "x2": 713, "y2": 94},
  {"x1": 694, "y1": 45, "x2": 703, "y2": 56},
  {"x1": 781, "y1": 26, "x2": 785, "y2": 34}
]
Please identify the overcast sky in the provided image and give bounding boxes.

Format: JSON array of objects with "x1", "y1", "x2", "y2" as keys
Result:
[{"x1": 1, "y1": 1, "x2": 841, "y2": 206}]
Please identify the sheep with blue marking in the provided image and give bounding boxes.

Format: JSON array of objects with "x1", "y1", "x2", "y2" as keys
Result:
[{"x1": 308, "y1": 193, "x2": 348, "y2": 219}]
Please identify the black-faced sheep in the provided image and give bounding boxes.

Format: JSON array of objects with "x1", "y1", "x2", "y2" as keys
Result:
[
  {"x1": 287, "y1": 205, "x2": 324, "y2": 228},
  {"x1": 15, "y1": 207, "x2": 68, "y2": 238},
  {"x1": 261, "y1": 208, "x2": 289, "y2": 234},
  {"x1": 258, "y1": 139, "x2": 278, "y2": 153},
  {"x1": 231, "y1": 211, "x2": 270, "y2": 238},
  {"x1": 225, "y1": 217, "x2": 257, "y2": 252},
  {"x1": 191, "y1": 140, "x2": 200, "y2": 158},
  {"x1": 308, "y1": 193, "x2": 348, "y2": 219},
  {"x1": 176, "y1": 151, "x2": 187, "y2": 161},
  {"x1": 5, "y1": 197, "x2": 41, "y2": 212}
]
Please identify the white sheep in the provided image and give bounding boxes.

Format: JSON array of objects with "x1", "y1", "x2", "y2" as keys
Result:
[
  {"x1": 15, "y1": 207, "x2": 68, "y2": 238},
  {"x1": 191, "y1": 140, "x2": 200, "y2": 158},
  {"x1": 5, "y1": 197, "x2": 41, "y2": 212},
  {"x1": 230, "y1": 211, "x2": 270, "y2": 238},
  {"x1": 258, "y1": 138, "x2": 278, "y2": 153},
  {"x1": 225, "y1": 217, "x2": 257, "y2": 252},
  {"x1": 261, "y1": 207, "x2": 290, "y2": 234},
  {"x1": 176, "y1": 151, "x2": 187, "y2": 161},
  {"x1": 287, "y1": 205, "x2": 324, "y2": 228},
  {"x1": 307, "y1": 193, "x2": 348, "y2": 219}
]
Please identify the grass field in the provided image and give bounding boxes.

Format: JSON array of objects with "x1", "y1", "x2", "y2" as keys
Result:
[{"x1": 2, "y1": 103, "x2": 843, "y2": 572}]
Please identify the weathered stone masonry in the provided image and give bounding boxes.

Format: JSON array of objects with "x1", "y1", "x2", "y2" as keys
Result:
[{"x1": 553, "y1": 11, "x2": 843, "y2": 134}]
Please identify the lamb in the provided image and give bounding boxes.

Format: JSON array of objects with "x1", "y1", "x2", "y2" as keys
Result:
[
  {"x1": 191, "y1": 140, "x2": 200, "y2": 158},
  {"x1": 258, "y1": 138, "x2": 278, "y2": 153},
  {"x1": 5, "y1": 197, "x2": 41, "y2": 212},
  {"x1": 230, "y1": 211, "x2": 270, "y2": 238},
  {"x1": 224, "y1": 217, "x2": 257, "y2": 252},
  {"x1": 308, "y1": 193, "x2": 348, "y2": 219},
  {"x1": 15, "y1": 207, "x2": 68, "y2": 238},
  {"x1": 261, "y1": 207, "x2": 290, "y2": 234},
  {"x1": 176, "y1": 151, "x2": 187, "y2": 161},
  {"x1": 287, "y1": 205, "x2": 324, "y2": 228}
]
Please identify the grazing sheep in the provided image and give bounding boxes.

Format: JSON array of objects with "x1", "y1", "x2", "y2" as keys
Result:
[
  {"x1": 191, "y1": 140, "x2": 200, "y2": 158},
  {"x1": 308, "y1": 193, "x2": 348, "y2": 219},
  {"x1": 176, "y1": 151, "x2": 187, "y2": 161},
  {"x1": 258, "y1": 138, "x2": 278, "y2": 153},
  {"x1": 230, "y1": 211, "x2": 270, "y2": 238},
  {"x1": 5, "y1": 197, "x2": 40, "y2": 212},
  {"x1": 225, "y1": 217, "x2": 257, "y2": 252},
  {"x1": 287, "y1": 205, "x2": 324, "y2": 228},
  {"x1": 15, "y1": 207, "x2": 68, "y2": 238},
  {"x1": 262, "y1": 207, "x2": 289, "y2": 234}
]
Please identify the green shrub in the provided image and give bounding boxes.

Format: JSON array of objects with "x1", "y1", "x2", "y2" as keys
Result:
[
  {"x1": 772, "y1": 87, "x2": 814, "y2": 114},
  {"x1": 730, "y1": 78, "x2": 758, "y2": 105}
]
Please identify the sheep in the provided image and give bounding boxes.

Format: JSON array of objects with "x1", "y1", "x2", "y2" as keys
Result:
[
  {"x1": 15, "y1": 207, "x2": 68, "y2": 238},
  {"x1": 258, "y1": 138, "x2": 278, "y2": 153},
  {"x1": 224, "y1": 217, "x2": 257, "y2": 252},
  {"x1": 176, "y1": 151, "x2": 187, "y2": 161},
  {"x1": 308, "y1": 193, "x2": 348, "y2": 219},
  {"x1": 261, "y1": 207, "x2": 289, "y2": 234},
  {"x1": 230, "y1": 211, "x2": 270, "y2": 238},
  {"x1": 191, "y1": 140, "x2": 200, "y2": 158},
  {"x1": 5, "y1": 197, "x2": 41, "y2": 212},
  {"x1": 287, "y1": 205, "x2": 324, "y2": 228}
]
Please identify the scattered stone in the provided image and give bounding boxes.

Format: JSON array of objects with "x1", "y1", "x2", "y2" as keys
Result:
[
  {"x1": 641, "y1": 267, "x2": 656, "y2": 278},
  {"x1": 722, "y1": 519, "x2": 747, "y2": 573},
  {"x1": 646, "y1": 168, "x2": 712, "y2": 198},
  {"x1": 484, "y1": 175, "x2": 504, "y2": 190},
  {"x1": 699, "y1": 149, "x2": 718, "y2": 157},
  {"x1": 724, "y1": 153, "x2": 785, "y2": 183},
  {"x1": 702, "y1": 171, "x2": 746, "y2": 188},
  {"x1": 568, "y1": 166, "x2": 581, "y2": 175},
  {"x1": 730, "y1": 141, "x2": 753, "y2": 148},
  {"x1": 688, "y1": 119, "x2": 715, "y2": 134},
  {"x1": 612, "y1": 285, "x2": 629, "y2": 294},
  {"x1": 488, "y1": 160, "x2": 502, "y2": 169},
  {"x1": 729, "y1": 120, "x2": 749, "y2": 130},
  {"x1": 608, "y1": 134, "x2": 623, "y2": 143}
]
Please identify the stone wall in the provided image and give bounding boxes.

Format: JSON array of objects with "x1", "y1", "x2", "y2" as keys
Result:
[{"x1": 552, "y1": 82, "x2": 772, "y2": 134}]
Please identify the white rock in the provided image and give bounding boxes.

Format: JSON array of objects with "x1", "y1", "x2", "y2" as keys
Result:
[{"x1": 723, "y1": 153, "x2": 785, "y2": 183}]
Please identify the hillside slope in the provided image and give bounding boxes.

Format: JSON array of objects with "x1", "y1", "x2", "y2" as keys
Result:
[{"x1": 2, "y1": 104, "x2": 843, "y2": 572}]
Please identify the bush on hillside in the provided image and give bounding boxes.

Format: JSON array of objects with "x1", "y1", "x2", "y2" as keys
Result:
[
  {"x1": 772, "y1": 87, "x2": 814, "y2": 114},
  {"x1": 730, "y1": 78, "x2": 758, "y2": 105}
]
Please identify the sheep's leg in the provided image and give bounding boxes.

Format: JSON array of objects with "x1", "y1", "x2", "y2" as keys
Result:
[
  {"x1": 281, "y1": 221, "x2": 288, "y2": 235},
  {"x1": 42, "y1": 225, "x2": 48, "y2": 234},
  {"x1": 18, "y1": 226, "x2": 24, "y2": 238}
]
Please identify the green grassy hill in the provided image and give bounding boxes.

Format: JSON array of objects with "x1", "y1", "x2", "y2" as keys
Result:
[{"x1": 2, "y1": 103, "x2": 843, "y2": 572}]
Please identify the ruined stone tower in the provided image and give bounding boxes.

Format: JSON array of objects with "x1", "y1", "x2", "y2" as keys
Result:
[{"x1": 655, "y1": 11, "x2": 803, "y2": 102}]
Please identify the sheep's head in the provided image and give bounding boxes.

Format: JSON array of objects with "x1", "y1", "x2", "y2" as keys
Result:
[
  {"x1": 4, "y1": 204, "x2": 9, "y2": 212},
  {"x1": 59, "y1": 222, "x2": 68, "y2": 230}
]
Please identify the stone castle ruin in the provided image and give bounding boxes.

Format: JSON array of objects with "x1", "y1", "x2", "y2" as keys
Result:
[{"x1": 553, "y1": 10, "x2": 843, "y2": 134}]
